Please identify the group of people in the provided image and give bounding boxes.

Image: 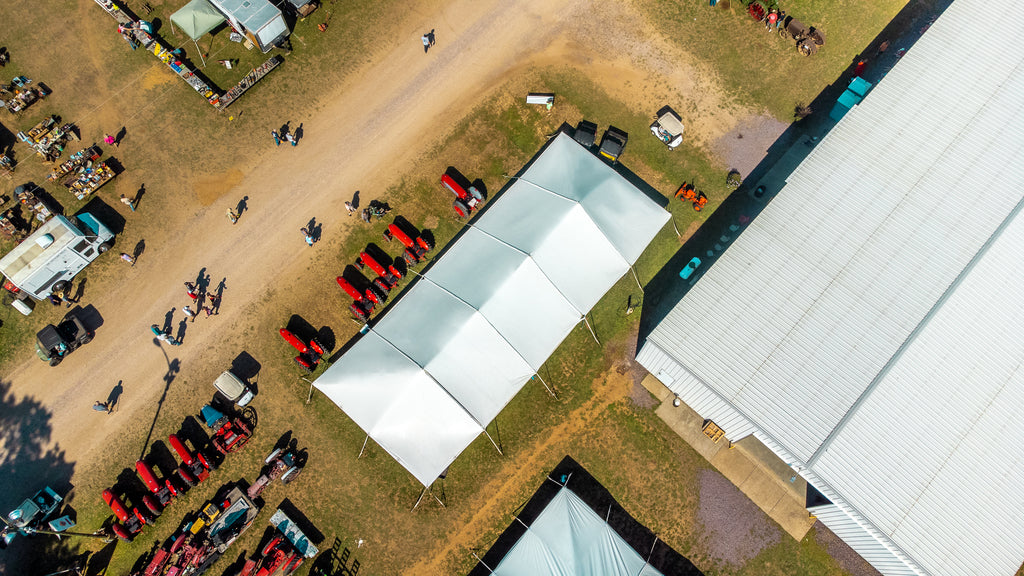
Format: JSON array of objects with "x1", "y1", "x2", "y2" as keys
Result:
[{"x1": 150, "y1": 280, "x2": 223, "y2": 346}]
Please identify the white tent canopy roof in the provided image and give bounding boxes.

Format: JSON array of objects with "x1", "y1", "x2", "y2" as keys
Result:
[
  {"x1": 316, "y1": 132, "x2": 669, "y2": 485},
  {"x1": 491, "y1": 487, "x2": 664, "y2": 576}
]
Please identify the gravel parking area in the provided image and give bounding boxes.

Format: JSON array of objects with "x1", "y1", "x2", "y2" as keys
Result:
[{"x1": 696, "y1": 468, "x2": 782, "y2": 566}]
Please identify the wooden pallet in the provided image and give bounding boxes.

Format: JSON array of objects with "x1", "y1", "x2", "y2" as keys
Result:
[{"x1": 702, "y1": 420, "x2": 725, "y2": 443}]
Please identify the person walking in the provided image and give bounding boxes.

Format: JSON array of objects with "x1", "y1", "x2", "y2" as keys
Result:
[
  {"x1": 422, "y1": 30, "x2": 436, "y2": 53},
  {"x1": 120, "y1": 194, "x2": 136, "y2": 211},
  {"x1": 226, "y1": 208, "x2": 239, "y2": 224},
  {"x1": 183, "y1": 305, "x2": 197, "y2": 322},
  {"x1": 284, "y1": 132, "x2": 297, "y2": 147},
  {"x1": 184, "y1": 282, "x2": 199, "y2": 301},
  {"x1": 344, "y1": 201, "x2": 355, "y2": 216},
  {"x1": 93, "y1": 401, "x2": 112, "y2": 413},
  {"x1": 300, "y1": 227, "x2": 314, "y2": 247},
  {"x1": 120, "y1": 252, "x2": 135, "y2": 266},
  {"x1": 272, "y1": 130, "x2": 281, "y2": 146}
]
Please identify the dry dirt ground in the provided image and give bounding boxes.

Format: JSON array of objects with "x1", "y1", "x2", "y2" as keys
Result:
[{"x1": 0, "y1": 0, "x2": 793, "y2": 573}]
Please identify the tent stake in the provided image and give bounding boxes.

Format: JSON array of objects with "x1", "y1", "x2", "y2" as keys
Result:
[
  {"x1": 358, "y1": 435, "x2": 369, "y2": 458},
  {"x1": 534, "y1": 372, "x2": 557, "y2": 399},
  {"x1": 582, "y1": 314, "x2": 600, "y2": 345},
  {"x1": 630, "y1": 265, "x2": 644, "y2": 293}
]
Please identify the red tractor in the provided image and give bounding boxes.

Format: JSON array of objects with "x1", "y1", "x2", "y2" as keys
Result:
[
  {"x1": 384, "y1": 222, "x2": 433, "y2": 266},
  {"x1": 337, "y1": 276, "x2": 376, "y2": 322},
  {"x1": 355, "y1": 251, "x2": 399, "y2": 297},
  {"x1": 135, "y1": 460, "x2": 176, "y2": 516},
  {"x1": 240, "y1": 535, "x2": 305, "y2": 576},
  {"x1": 279, "y1": 328, "x2": 326, "y2": 372},
  {"x1": 246, "y1": 445, "x2": 304, "y2": 499},
  {"x1": 200, "y1": 404, "x2": 253, "y2": 455},
  {"x1": 441, "y1": 172, "x2": 483, "y2": 218},
  {"x1": 102, "y1": 488, "x2": 146, "y2": 541},
  {"x1": 168, "y1": 433, "x2": 214, "y2": 487}
]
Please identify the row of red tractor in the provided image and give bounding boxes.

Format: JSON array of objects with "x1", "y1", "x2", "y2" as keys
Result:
[
  {"x1": 337, "y1": 219, "x2": 434, "y2": 323},
  {"x1": 101, "y1": 405, "x2": 253, "y2": 541}
]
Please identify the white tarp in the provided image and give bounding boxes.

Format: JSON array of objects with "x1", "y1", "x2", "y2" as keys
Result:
[
  {"x1": 316, "y1": 132, "x2": 670, "y2": 485},
  {"x1": 492, "y1": 487, "x2": 664, "y2": 576}
]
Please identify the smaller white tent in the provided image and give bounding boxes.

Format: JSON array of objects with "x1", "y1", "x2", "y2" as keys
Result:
[
  {"x1": 316, "y1": 132, "x2": 670, "y2": 486},
  {"x1": 490, "y1": 487, "x2": 665, "y2": 576}
]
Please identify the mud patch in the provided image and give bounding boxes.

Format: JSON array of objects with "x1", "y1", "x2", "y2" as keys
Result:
[
  {"x1": 697, "y1": 468, "x2": 782, "y2": 566},
  {"x1": 712, "y1": 114, "x2": 790, "y2": 177},
  {"x1": 194, "y1": 169, "x2": 245, "y2": 206}
]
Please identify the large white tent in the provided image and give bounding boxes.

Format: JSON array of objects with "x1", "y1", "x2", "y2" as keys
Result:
[{"x1": 316, "y1": 132, "x2": 670, "y2": 485}]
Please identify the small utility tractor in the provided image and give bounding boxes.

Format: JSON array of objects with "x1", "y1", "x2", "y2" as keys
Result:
[
  {"x1": 102, "y1": 488, "x2": 147, "y2": 541},
  {"x1": 135, "y1": 460, "x2": 177, "y2": 516},
  {"x1": 675, "y1": 183, "x2": 708, "y2": 212},
  {"x1": 240, "y1": 534, "x2": 305, "y2": 576},
  {"x1": 337, "y1": 276, "x2": 376, "y2": 322},
  {"x1": 200, "y1": 404, "x2": 253, "y2": 455},
  {"x1": 383, "y1": 222, "x2": 433, "y2": 266},
  {"x1": 441, "y1": 172, "x2": 483, "y2": 218},
  {"x1": 279, "y1": 328, "x2": 326, "y2": 372},
  {"x1": 168, "y1": 433, "x2": 214, "y2": 487},
  {"x1": 246, "y1": 445, "x2": 304, "y2": 499}
]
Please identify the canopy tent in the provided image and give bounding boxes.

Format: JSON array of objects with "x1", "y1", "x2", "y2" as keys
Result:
[
  {"x1": 469, "y1": 456, "x2": 702, "y2": 576},
  {"x1": 315, "y1": 132, "x2": 670, "y2": 486},
  {"x1": 170, "y1": 0, "x2": 226, "y2": 66}
]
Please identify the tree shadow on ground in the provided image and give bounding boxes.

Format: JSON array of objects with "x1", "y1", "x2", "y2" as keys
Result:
[{"x1": 0, "y1": 380, "x2": 80, "y2": 575}]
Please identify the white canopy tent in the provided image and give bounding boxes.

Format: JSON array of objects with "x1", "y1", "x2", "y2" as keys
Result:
[
  {"x1": 486, "y1": 487, "x2": 664, "y2": 576},
  {"x1": 315, "y1": 132, "x2": 670, "y2": 486}
]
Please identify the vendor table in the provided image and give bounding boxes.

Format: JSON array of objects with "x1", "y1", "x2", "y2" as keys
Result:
[{"x1": 64, "y1": 161, "x2": 116, "y2": 200}]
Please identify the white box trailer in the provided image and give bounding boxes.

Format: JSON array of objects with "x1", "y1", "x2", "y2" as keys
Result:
[
  {"x1": 0, "y1": 213, "x2": 114, "y2": 306},
  {"x1": 208, "y1": 0, "x2": 289, "y2": 53}
]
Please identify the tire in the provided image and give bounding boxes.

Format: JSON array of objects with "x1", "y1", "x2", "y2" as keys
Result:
[
  {"x1": 350, "y1": 304, "x2": 369, "y2": 322},
  {"x1": 467, "y1": 186, "x2": 484, "y2": 201},
  {"x1": 97, "y1": 242, "x2": 111, "y2": 253},
  {"x1": 49, "y1": 356, "x2": 62, "y2": 367},
  {"x1": 111, "y1": 523, "x2": 133, "y2": 542},
  {"x1": 52, "y1": 280, "x2": 70, "y2": 293},
  {"x1": 79, "y1": 334, "x2": 93, "y2": 345},
  {"x1": 170, "y1": 532, "x2": 188, "y2": 554},
  {"x1": 142, "y1": 495, "x2": 162, "y2": 518},
  {"x1": 452, "y1": 199, "x2": 470, "y2": 218}
]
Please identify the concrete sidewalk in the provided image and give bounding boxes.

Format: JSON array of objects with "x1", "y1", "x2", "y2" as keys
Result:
[{"x1": 643, "y1": 375, "x2": 816, "y2": 541}]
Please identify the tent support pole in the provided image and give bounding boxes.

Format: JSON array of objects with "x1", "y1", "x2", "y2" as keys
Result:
[
  {"x1": 430, "y1": 488, "x2": 447, "y2": 508},
  {"x1": 302, "y1": 376, "x2": 315, "y2": 405},
  {"x1": 630, "y1": 265, "x2": 644, "y2": 293},
  {"x1": 534, "y1": 372, "x2": 557, "y2": 399},
  {"x1": 194, "y1": 39, "x2": 207, "y2": 67},
  {"x1": 482, "y1": 429, "x2": 503, "y2": 456},
  {"x1": 471, "y1": 551, "x2": 495, "y2": 574},
  {"x1": 358, "y1": 435, "x2": 369, "y2": 458},
  {"x1": 411, "y1": 486, "x2": 428, "y2": 511},
  {"x1": 637, "y1": 534, "x2": 659, "y2": 576},
  {"x1": 671, "y1": 214, "x2": 682, "y2": 238},
  {"x1": 582, "y1": 314, "x2": 600, "y2": 345}
]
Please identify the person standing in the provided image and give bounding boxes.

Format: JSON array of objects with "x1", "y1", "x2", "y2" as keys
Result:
[
  {"x1": 103, "y1": 133, "x2": 118, "y2": 148},
  {"x1": 344, "y1": 201, "x2": 355, "y2": 216},
  {"x1": 766, "y1": 9, "x2": 777, "y2": 31},
  {"x1": 422, "y1": 33, "x2": 431, "y2": 53},
  {"x1": 301, "y1": 227, "x2": 314, "y2": 247},
  {"x1": 284, "y1": 132, "x2": 297, "y2": 147},
  {"x1": 120, "y1": 194, "x2": 136, "y2": 211},
  {"x1": 272, "y1": 130, "x2": 281, "y2": 146},
  {"x1": 120, "y1": 252, "x2": 135, "y2": 266},
  {"x1": 183, "y1": 305, "x2": 197, "y2": 322}
]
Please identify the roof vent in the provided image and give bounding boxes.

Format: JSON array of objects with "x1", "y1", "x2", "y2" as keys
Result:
[{"x1": 35, "y1": 234, "x2": 54, "y2": 249}]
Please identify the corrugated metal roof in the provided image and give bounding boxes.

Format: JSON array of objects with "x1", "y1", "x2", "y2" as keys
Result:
[{"x1": 643, "y1": 0, "x2": 1024, "y2": 574}]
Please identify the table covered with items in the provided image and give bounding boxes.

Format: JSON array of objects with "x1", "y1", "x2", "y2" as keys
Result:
[
  {"x1": 64, "y1": 159, "x2": 116, "y2": 200},
  {"x1": 17, "y1": 116, "x2": 78, "y2": 162}
]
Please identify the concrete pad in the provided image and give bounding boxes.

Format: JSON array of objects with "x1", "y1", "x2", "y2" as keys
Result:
[
  {"x1": 640, "y1": 373, "x2": 674, "y2": 403},
  {"x1": 654, "y1": 394, "x2": 724, "y2": 463}
]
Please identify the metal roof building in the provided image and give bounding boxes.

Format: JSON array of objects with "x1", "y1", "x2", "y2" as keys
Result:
[{"x1": 636, "y1": 0, "x2": 1024, "y2": 574}]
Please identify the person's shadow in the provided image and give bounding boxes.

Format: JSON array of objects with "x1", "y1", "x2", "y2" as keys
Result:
[
  {"x1": 294, "y1": 123, "x2": 303, "y2": 144},
  {"x1": 135, "y1": 183, "x2": 146, "y2": 208},
  {"x1": 115, "y1": 126, "x2": 127, "y2": 146},
  {"x1": 133, "y1": 239, "x2": 145, "y2": 263},
  {"x1": 106, "y1": 380, "x2": 124, "y2": 411},
  {"x1": 236, "y1": 196, "x2": 248, "y2": 214},
  {"x1": 163, "y1": 307, "x2": 175, "y2": 334},
  {"x1": 311, "y1": 222, "x2": 322, "y2": 242},
  {"x1": 351, "y1": 190, "x2": 360, "y2": 209},
  {"x1": 71, "y1": 277, "x2": 87, "y2": 304},
  {"x1": 175, "y1": 320, "x2": 187, "y2": 344},
  {"x1": 279, "y1": 122, "x2": 291, "y2": 138}
]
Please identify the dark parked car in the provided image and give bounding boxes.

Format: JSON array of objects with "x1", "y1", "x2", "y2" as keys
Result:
[
  {"x1": 598, "y1": 126, "x2": 628, "y2": 163},
  {"x1": 35, "y1": 310, "x2": 93, "y2": 366}
]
